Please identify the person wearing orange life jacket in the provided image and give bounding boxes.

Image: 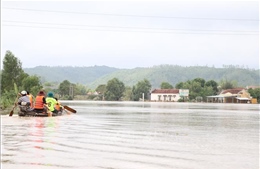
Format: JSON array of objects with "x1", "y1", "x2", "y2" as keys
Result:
[
  {"x1": 54, "y1": 97, "x2": 63, "y2": 112},
  {"x1": 27, "y1": 91, "x2": 34, "y2": 109},
  {"x1": 34, "y1": 90, "x2": 47, "y2": 113}
]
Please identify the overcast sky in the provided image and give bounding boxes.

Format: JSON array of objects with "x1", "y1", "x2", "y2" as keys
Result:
[{"x1": 1, "y1": 1, "x2": 259, "y2": 69}]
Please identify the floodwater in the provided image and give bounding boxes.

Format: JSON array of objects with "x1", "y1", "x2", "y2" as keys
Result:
[{"x1": 1, "y1": 101, "x2": 259, "y2": 169}]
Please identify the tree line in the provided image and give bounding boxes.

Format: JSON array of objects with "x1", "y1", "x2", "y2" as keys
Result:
[
  {"x1": 1, "y1": 51, "x2": 260, "y2": 110},
  {"x1": 24, "y1": 63, "x2": 259, "y2": 89}
]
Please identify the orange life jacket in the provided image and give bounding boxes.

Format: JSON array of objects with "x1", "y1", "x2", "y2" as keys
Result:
[
  {"x1": 34, "y1": 96, "x2": 44, "y2": 109},
  {"x1": 28, "y1": 94, "x2": 34, "y2": 108},
  {"x1": 55, "y1": 102, "x2": 61, "y2": 111}
]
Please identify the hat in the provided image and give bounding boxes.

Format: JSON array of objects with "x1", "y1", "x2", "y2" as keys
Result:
[
  {"x1": 47, "y1": 92, "x2": 54, "y2": 97},
  {"x1": 21, "y1": 91, "x2": 27, "y2": 95}
]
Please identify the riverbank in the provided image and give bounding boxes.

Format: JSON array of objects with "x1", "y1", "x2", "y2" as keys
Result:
[{"x1": 0, "y1": 107, "x2": 13, "y2": 115}]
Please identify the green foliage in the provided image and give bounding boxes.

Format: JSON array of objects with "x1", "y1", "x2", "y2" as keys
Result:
[
  {"x1": 24, "y1": 65, "x2": 118, "y2": 84},
  {"x1": 0, "y1": 51, "x2": 43, "y2": 110},
  {"x1": 0, "y1": 89, "x2": 16, "y2": 109},
  {"x1": 14, "y1": 83, "x2": 18, "y2": 94},
  {"x1": 123, "y1": 86, "x2": 132, "y2": 101},
  {"x1": 175, "y1": 82, "x2": 184, "y2": 89},
  {"x1": 74, "y1": 83, "x2": 88, "y2": 95},
  {"x1": 0, "y1": 83, "x2": 19, "y2": 109},
  {"x1": 200, "y1": 86, "x2": 215, "y2": 100},
  {"x1": 87, "y1": 65, "x2": 259, "y2": 89},
  {"x1": 219, "y1": 79, "x2": 237, "y2": 90},
  {"x1": 175, "y1": 78, "x2": 220, "y2": 101},
  {"x1": 22, "y1": 75, "x2": 43, "y2": 96},
  {"x1": 1, "y1": 50, "x2": 29, "y2": 92},
  {"x1": 205, "y1": 80, "x2": 219, "y2": 95},
  {"x1": 193, "y1": 78, "x2": 206, "y2": 87},
  {"x1": 57, "y1": 81, "x2": 87, "y2": 99},
  {"x1": 131, "y1": 79, "x2": 152, "y2": 101},
  {"x1": 104, "y1": 78, "x2": 125, "y2": 101},
  {"x1": 95, "y1": 84, "x2": 106, "y2": 94},
  {"x1": 58, "y1": 80, "x2": 71, "y2": 97},
  {"x1": 248, "y1": 88, "x2": 260, "y2": 103},
  {"x1": 24, "y1": 65, "x2": 259, "y2": 90},
  {"x1": 160, "y1": 82, "x2": 173, "y2": 89}
]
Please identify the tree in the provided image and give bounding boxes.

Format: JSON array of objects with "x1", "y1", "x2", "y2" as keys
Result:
[
  {"x1": 123, "y1": 86, "x2": 132, "y2": 101},
  {"x1": 95, "y1": 84, "x2": 106, "y2": 100},
  {"x1": 96, "y1": 84, "x2": 106, "y2": 95},
  {"x1": 193, "y1": 78, "x2": 206, "y2": 87},
  {"x1": 0, "y1": 51, "x2": 30, "y2": 109},
  {"x1": 104, "y1": 78, "x2": 125, "y2": 101},
  {"x1": 160, "y1": 82, "x2": 173, "y2": 89},
  {"x1": 205, "y1": 80, "x2": 219, "y2": 95},
  {"x1": 200, "y1": 86, "x2": 215, "y2": 101},
  {"x1": 131, "y1": 79, "x2": 152, "y2": 101},
  {"x1": 190, "y1": 81, "x2": 202, "y2": 94},
  {"x1": 248, "y1": 88, "x2": 260, "y2": 103},
  {"x1": 1, "y1": 50, "x2": 28, "y2": 92},
  {"x1": 73, "y1": 83, "x2": 87, "y2": 95},
  {"x1": 176, "y1": 78, "x2": 206, "y2": 101},
  {"x1": 58, "y1": 80, "x2": 71, "y2": 97},
  {"x1": 220, "y1": 79, "x2": 237, "y2": 89},
  {"x1": 175, "y1": 82, "x2": 184, "y2": 89},
  {"x1": 22, "y1": 75, "x2": 43, "y2": 96}
]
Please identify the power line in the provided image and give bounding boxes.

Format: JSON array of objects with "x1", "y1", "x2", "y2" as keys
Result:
[
  {"x1": 3, "y1": 20, "x2": 258, "y2": 33},
  {"x1": 3, "y1": 24, "x2": 258, "y2": 35},
  {"x1": 3, "y1": 7, "x2": 259, "y2": 21}
]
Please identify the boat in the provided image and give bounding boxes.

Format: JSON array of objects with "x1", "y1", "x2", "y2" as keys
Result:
[
  {"x1": 10, "y1": 103, "x2": 76, "y2": 117},
  {"x1": 18, "y1": 108, "x2": 64, "y2": 117}
]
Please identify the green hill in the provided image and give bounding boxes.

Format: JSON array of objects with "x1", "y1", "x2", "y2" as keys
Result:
[
  {"x1": 24, "y1": 65, "x2": 259, "y2": 89},
  {"x1": 24, "y1": 65, "x2": 119, "y2": 85}
]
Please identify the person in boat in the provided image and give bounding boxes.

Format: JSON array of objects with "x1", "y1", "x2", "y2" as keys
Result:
[
  {"x1": 17, "y1": 90, "x2": 31, "y2": 112},
  {"x1": 27, "y1": 91, "x2": 34, "y2": 109},
  {"x1": 34, "y1": 90, "x2": 47, "y2": 113},
  {"x1": 55, "y1": 97, "x2": 63, "y2": 112},
  {"x1": 46, "y1": 92, "x2": 58, "y2": 116}
]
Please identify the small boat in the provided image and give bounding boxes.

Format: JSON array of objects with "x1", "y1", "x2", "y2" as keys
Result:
[
  {"x1": 18, "y1": 108, "x2": 64, "y2": 117},
  {"x1": 10, "y1": 104, "x2": 76, "y2": 117}
]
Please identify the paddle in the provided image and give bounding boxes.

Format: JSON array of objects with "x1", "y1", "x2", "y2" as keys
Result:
[
  {"x1": 9, "y1": 93, "x2": 19, "y2": 116},
  {"x1": 63, "y1": 105, "x2": 77, "y2": 113}
]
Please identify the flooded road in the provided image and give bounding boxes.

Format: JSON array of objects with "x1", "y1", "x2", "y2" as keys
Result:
[{"x1": 1, "y1": 101, "x2": 259, "y2": 169}]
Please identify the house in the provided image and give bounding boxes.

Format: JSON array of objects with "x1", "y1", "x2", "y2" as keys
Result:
[
  {"x1": 206, "y1": 88, "x2": 252, "y2": 103},
  {"x1": 150, "y1": 89, "x2": 189, "y2": 102}
]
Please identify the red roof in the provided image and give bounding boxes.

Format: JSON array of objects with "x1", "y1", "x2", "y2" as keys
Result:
[
  {"x1": 151, "y1": 89, "x2": 179, "y2": 94},
  {"x1": 221, "y1": 88, "x2": 244, "y2": 94}
]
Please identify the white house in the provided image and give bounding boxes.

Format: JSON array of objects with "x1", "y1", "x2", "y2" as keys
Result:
[{"x1": 150, "y1": 89, "x2": 181, "y2": 102}]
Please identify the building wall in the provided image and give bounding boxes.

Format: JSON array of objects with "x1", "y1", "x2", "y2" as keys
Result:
[
  {"x1": 251, "y1": 98, "x2": 258, "y2": 104},
  {"x1": 150, "y1": 93, "x2": 181, "y2": 102}
]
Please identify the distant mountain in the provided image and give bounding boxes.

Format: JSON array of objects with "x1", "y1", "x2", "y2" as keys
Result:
[
  {"x1": 24, "y1": 65, "x2": 259, "y2": 89},
  {"x1": 24, "y1": 65, "x2": 119, "y2": 84}
]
